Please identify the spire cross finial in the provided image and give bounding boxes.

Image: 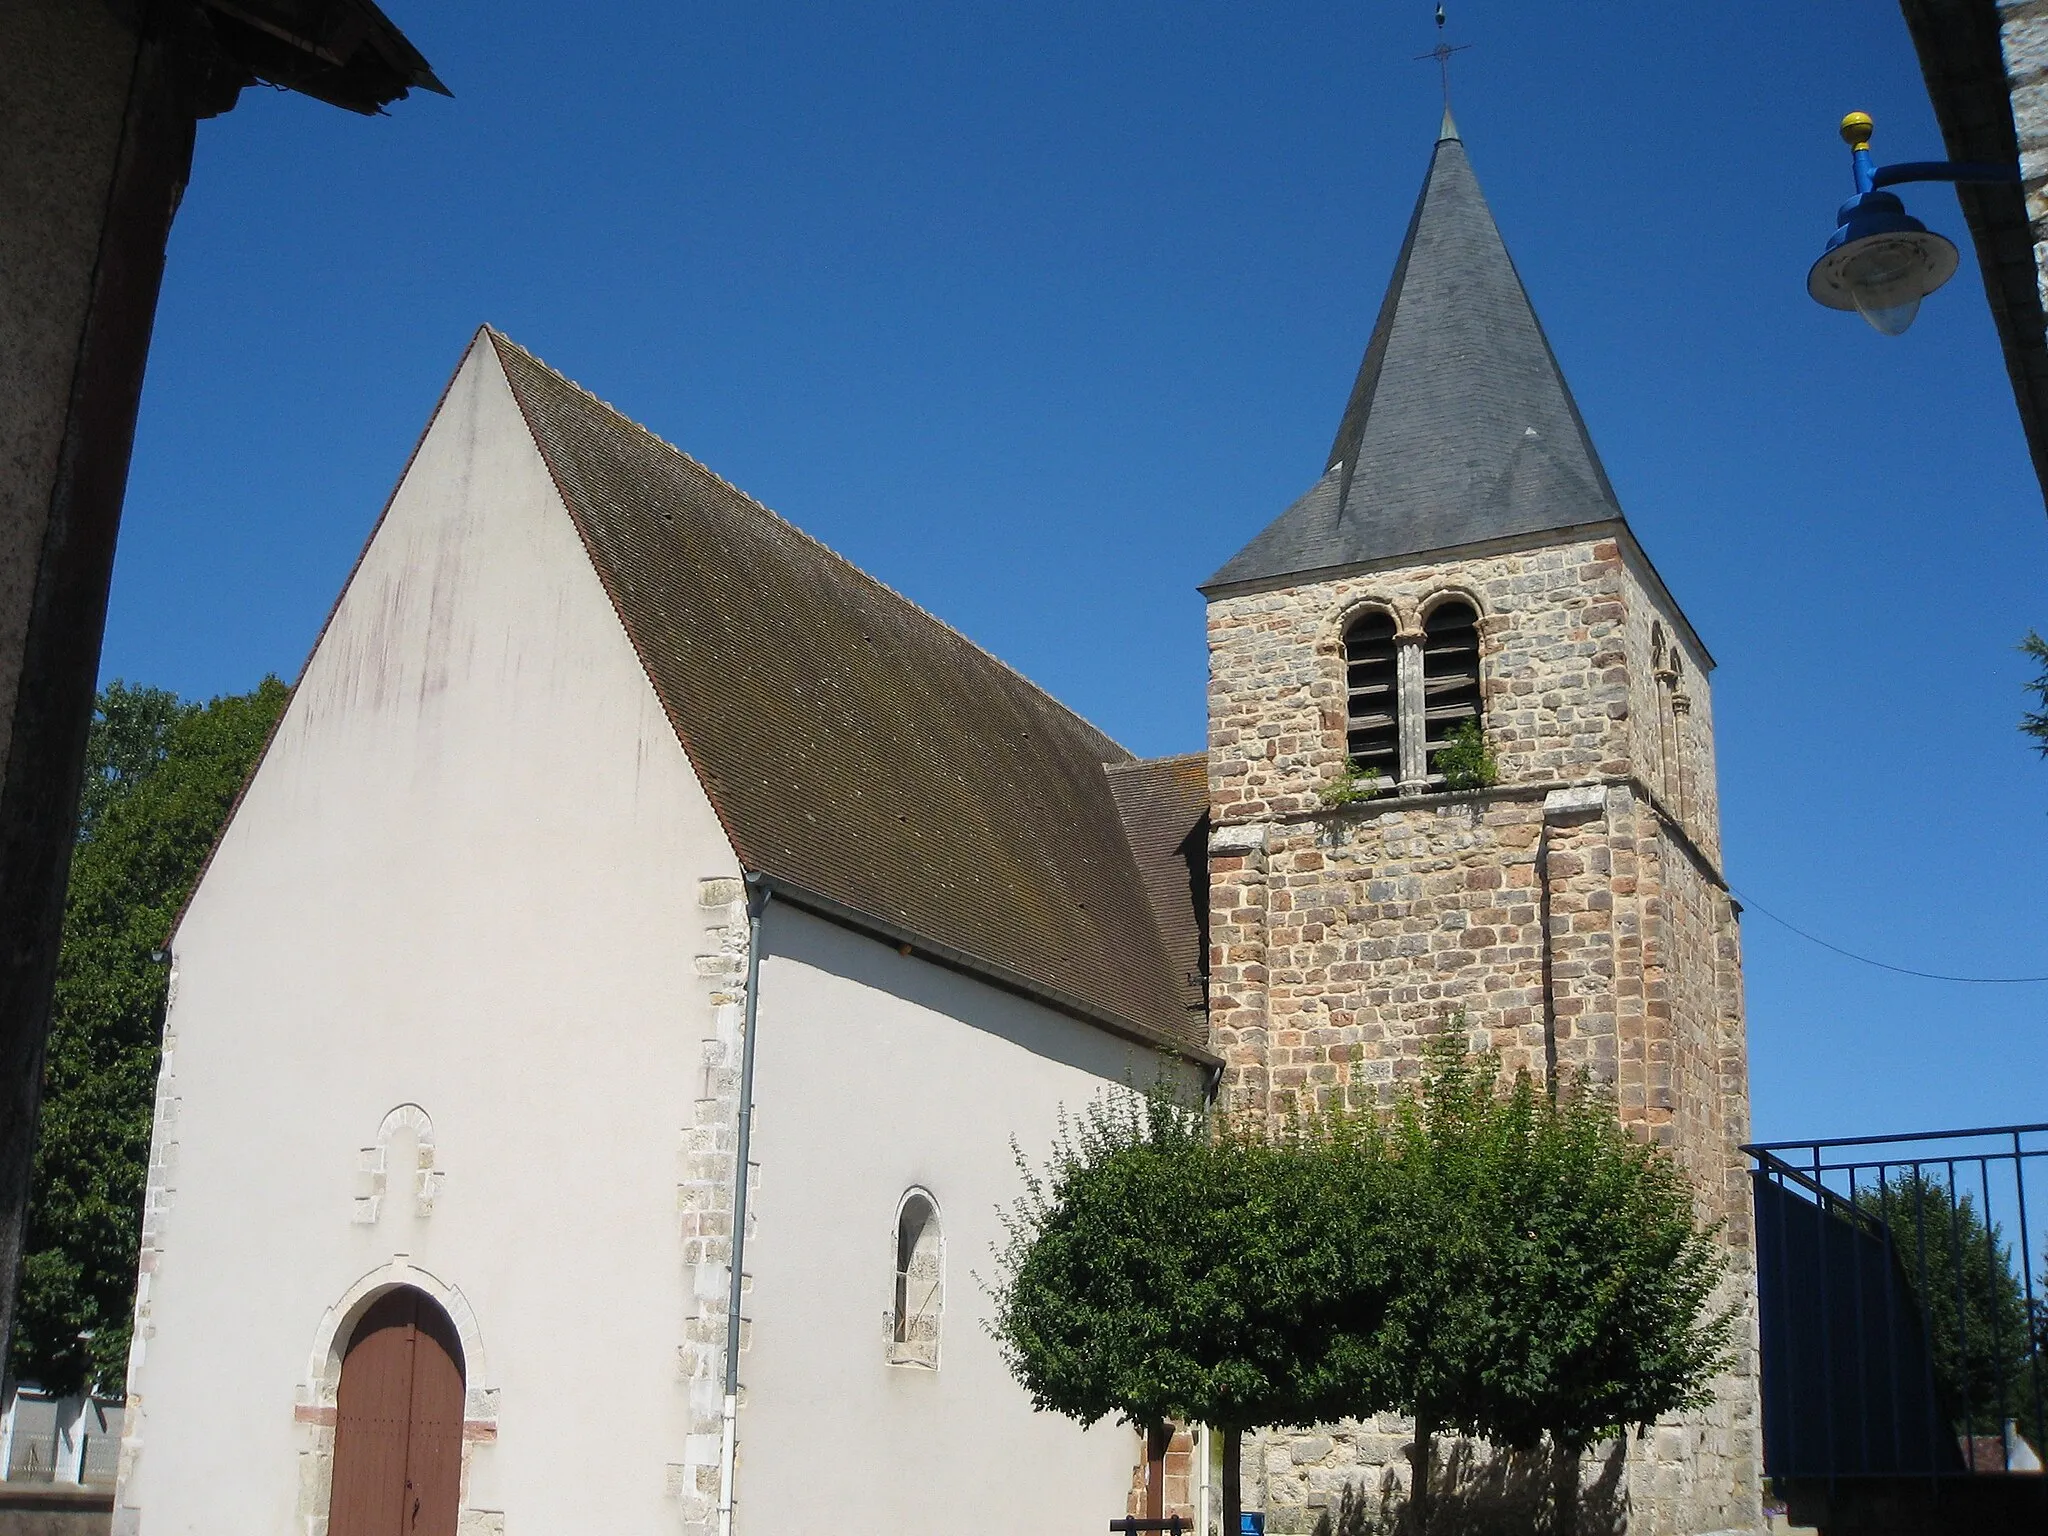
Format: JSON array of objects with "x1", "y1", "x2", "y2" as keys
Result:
[{"x1": 1415, "y1": 5, "x2": 1470, "y2": 115}]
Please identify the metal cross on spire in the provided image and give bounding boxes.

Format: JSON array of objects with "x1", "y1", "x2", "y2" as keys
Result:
[{"x1": 1416, "y1": 3, "x2": 1471, "y2": 118}]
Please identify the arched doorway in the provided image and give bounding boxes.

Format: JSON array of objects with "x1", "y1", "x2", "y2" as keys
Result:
[{"x1": 329, "y1": 1287, "x2": 465, "y2": 1536}]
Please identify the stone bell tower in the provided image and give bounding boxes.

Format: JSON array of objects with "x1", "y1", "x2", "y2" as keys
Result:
[{"x1": 1202, "y1": 118, "x2": 1761, "y2": 1535}]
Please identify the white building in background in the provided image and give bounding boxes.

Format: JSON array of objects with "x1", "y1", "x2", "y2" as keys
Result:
[
  {"x1": 1, "y1": 1384, "x2": 122, "y2": 1487},
  {"x1": 114, "y1": 331, "x2": 1213, "y2": 1536}
]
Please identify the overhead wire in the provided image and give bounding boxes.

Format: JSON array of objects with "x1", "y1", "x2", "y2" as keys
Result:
[{"x1": 1731, "y1": 888, "x2": 2048, "y2": 984}]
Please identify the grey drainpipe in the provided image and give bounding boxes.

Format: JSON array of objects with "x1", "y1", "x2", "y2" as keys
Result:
[{"x1": 717, "y1": 874, "x2": 768, "y2": 1536}]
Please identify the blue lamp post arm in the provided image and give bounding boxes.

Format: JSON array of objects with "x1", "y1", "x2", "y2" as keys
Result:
[
  {"x1": 1811, "y1": 113, "x2": 1980, "y2": 334},
  {"x1": 1818, "y1": 112, "x2": 1974, "y2": 335},
  {"x1": 1871, "y1": 160, "x2": 2020, "y2": 190}
]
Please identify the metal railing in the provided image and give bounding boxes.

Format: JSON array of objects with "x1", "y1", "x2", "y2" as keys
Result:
[{"x1": 1746, "y1": 1123, "x2": 2048, "y2": 1482}]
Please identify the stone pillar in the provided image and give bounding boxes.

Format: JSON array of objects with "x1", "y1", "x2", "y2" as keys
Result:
[
  {"x1": 1715, "y1": 892, "x2": 1751, "y2": 1245},
  {"x1": 1537, "y1": 785, "x2": 1620, "y2": 1095},
  {"x1": 1208, "y1": 821, "x2": 1271, "y2": 1118},
  {"x1": 676, "y1": 877, "x2": 754, "y2": 1535},
  {"x1": 1394, "y1": 636, "x2": 1427, "y2": 793},
  {"x1": 0, "y1": 0, "x2": 207, "y2": 1368}
]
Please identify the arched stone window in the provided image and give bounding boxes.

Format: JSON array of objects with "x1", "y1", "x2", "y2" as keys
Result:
[
  {"x1": 1342, "y1": 608, "x2": 1401, "y2": 785},
  {"x1": 1421, "y1": 599, "x2": 1483, "y2": 777},
  {"x1": 1651, "y1": 624, "x2": 1679, "y2": 807},
  {"x1": 890, "y1": 1190, "x2": 943, "y2": 1368}
]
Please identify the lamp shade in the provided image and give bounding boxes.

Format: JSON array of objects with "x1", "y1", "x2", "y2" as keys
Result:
[{"x1": 1808, "y1": 191, "x2": 1959, "y2": 335}]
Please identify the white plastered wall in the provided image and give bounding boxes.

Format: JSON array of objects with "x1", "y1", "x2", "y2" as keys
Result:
[
  {"x1": 116, "y1": 336, "x2": 744, "y2": 1534},
  {"x1": 736, "y1": 904, "x2": 1199, "y2": 1535},
  {"x1": 116, "y1": 332, "x2": 1200, "y2": 1536}
]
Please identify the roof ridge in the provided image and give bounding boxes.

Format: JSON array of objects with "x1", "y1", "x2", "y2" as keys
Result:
[
  {"x1": 1107, "y1": 750, "x2": 1207, "y2": 773},
  {"x1": 485, "y1": 329, "x2": 1134, "y2": 765}
]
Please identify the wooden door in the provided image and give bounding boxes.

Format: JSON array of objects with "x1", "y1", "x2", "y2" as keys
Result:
[{"x1": 329, "y1": 1288, "x2": 466, "y2": 1536}]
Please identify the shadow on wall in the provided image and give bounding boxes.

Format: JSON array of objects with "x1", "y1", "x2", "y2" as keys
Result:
[
  {"x1": 0, "y1": 1484, "x2": 113, "y2": 1536},
  {"x1": 763, "y1": 904, "x2": 1179, "y2": 1088},
  {"x1": 1306, "y1": 1439, "x2": 1628, "y2": 1536}
]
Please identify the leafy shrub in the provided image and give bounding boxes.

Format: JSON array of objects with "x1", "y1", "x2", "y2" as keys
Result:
[
  {"x1": 1321, "y1": 760, "x2": 1384, "y2": 807},
  {"x1": 1434, "y1": 719, "x2": 1498, "y2": 791}
]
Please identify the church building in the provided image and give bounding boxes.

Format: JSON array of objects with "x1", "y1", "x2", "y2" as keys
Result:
[{"x1": 113, "y1": 121, "x2": 1758, "y2": 1536}]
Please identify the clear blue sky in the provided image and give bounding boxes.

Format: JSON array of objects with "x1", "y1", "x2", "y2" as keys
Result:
[{"x1": 108, "y1": 2, "x2": 2048, "y2": 1143}]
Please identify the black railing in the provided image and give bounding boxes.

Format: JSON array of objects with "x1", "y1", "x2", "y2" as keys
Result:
[{"x1": 1746, "y1": 1123, "x2": 2048, "y2": 1482}]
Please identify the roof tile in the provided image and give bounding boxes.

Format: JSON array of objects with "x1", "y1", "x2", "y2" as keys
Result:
[
  {"x1": 1206, "y1": 132, "x2": 1624, "y2": 593},
  {"x1": 490, "y1": 334, "x2": 1209, "y2": 1058}
]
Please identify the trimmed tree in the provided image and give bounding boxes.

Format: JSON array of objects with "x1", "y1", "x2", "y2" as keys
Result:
[
  {"x1": 1456, "y1": 1062, "x2": 1733, "y2": 1535},
  {"x1": 1330, "y1": 1045, "x2": 1508, "y2": 1532},
  {"x1": 989, "y1": 1085, "x2": 1390, "y2": 1535},
  {"x1": 1322, "y1": 1041, "x2": 1732, "y2": 1535},
  {"x1": 8, "y1": 678, "x2": 286, "y2": 1394},
  {"x1": 994, "y1": 1047, "x2": 1733, "y2": 1536}
]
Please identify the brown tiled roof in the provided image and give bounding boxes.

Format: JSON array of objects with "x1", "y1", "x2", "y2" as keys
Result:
[
  {"x1": 490, "y1": 332, "x2": 1213, "y2": 1060},
  {"x1": 1104, "y1": 755, "x2": 1210, "y2": 1017}
]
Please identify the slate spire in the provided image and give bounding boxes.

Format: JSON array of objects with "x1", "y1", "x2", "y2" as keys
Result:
[{"x1": 1205, "y1": 129, "x2": 1623, "y2": 593}]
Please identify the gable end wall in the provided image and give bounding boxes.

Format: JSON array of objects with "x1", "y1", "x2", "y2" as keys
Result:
[{"x1": 116, "y1": 339, "x2": 751, "y2": 1535}]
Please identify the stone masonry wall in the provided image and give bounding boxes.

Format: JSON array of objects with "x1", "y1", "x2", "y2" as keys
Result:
[
  {"x1": 674, "y1": 877, "x2": 756, "y2": 1536},
  {"x1": 1208, "y1": 533, "x2": 1634, "y2": 829},
  {"x1": 1213, "y1": 791, "x2": 1759, "y2": 1535},
  {"x1": 1205, "y1": 528, "x2": 1758, "y2": 1534},
  {"x1": 1618, "y1": 555, "x2": 1720, "y2": 868},
  {"x1": 2004, "y1": 0, "x2": 2048, "y2": 317}
]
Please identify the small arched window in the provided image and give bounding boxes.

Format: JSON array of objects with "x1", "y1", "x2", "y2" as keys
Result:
[
  {"x1": 890, "y1": 1191, "x2": 943, "y2": 1368},
  {"x1": 1421, "y1": 600, "x2": 1482, "y2": 776},
  {"x1": 1343, "y1": 609, "x2": 1401, "y2": 783}
]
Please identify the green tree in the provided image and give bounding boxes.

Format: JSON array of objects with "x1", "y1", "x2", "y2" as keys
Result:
[
  {"x1": 8, "y1": 678, "x2": 287, "y2": 1395},
  {"x1": 2023, "y1": 631, "x2": 2048, "y2": 758},
  {"x1": 1861, "y1": 1171, "x2": 2041, "y2": 1446},
  {"x1": 1325, "y1": 1042, "x2": 1731, "y2": 1535},
  {"x1": 1319, "y1": 1050, "x2": 1497, "y2": 1532},
  {"x1": 1456, "y1": 1064, "x2": 1731, "y2": 1534},
  {"x1": 989, "y1": 1085, "x2": 1388, "y2": 1536},
  {"x1": 995, "y1": 1049, "x2": 1733, "y2": 1536}
]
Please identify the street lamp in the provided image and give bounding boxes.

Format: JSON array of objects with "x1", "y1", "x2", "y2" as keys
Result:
[{"x1": 1807, "y1": 111, "x2": 2017, "y2": 335}]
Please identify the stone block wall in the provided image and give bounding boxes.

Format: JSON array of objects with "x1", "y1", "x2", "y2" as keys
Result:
[
  {"x1": 1243, "y1": 1367, "x2": 1758, "y2": 1536},
  {"x1": 2003, "y1": 0, "x2": 2048, "y2": 314},
  {"x1": 1204, "y1": 528, "x2": 1758, "y2": 1533},
  {"x1": 674, "y1": 877, "x2": 756, "y2": 1536},
  {"x1": 1618, "y1": 556, "x2": 1720, "y2": 867},
  {"x1": 1209, "y1": 785, "x2": 1748, "y2": 1222},
  {"x1": 1207, "y1": 531, "x2": 1634, "y2": 828},
  {"x1": 1126, "y1": 1425, "x2": 1199, "y2": 1524},
  {"x1": 1204, "y1": 525, "x2": 1720, "y2": 852}
]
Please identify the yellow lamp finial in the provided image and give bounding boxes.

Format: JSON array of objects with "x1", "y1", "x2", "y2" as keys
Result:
[{"x1": 1841, "y1": 111, "x2": 1875, "y2": 152}]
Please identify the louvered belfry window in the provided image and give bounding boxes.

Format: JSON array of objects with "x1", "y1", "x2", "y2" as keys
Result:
[
  {"x1": 1343, "y1": 609, "x2": 1401, "y2": 782},
  {"x1": 1422, "y1": 600, "x2": 1483, "y2": 773}
]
